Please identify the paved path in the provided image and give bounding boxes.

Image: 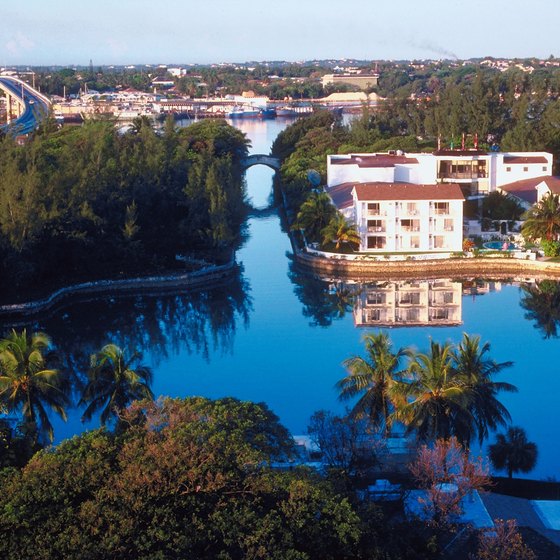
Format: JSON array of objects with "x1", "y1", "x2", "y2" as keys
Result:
[{"x1": 481, "y1": 492, "x2": 560, "y2": 548}]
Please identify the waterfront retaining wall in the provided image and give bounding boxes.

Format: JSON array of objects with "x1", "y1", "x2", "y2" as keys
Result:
[
  {"x1": 294, "y1": 251, "x2": 560, "y2": 281},
  {"x1": 0, "y1": 261, "x2": 237, "y2": 318}
]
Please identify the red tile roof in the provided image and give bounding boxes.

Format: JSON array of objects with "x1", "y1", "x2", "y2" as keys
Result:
[
  {"x1": 503, "y1": 156, "x2": 548, "y2": 165},
  {"x1": 353, "y1": 182, "x2": 465, "y2": 201},
  {"x1": 500, "y1": 176, "x2": 560, "y2": 204},
  {"x1": 326, "y1": 183, "x2": 354, "y2": 209},
  {"x1": 330, "y1": 154, "x2": 418, "y2": 168}
]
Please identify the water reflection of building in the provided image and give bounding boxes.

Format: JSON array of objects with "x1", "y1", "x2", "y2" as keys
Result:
[
  {"x1": 354, "y1": 279, "x2": 463, "y2": 327},
  {"x1": 461, "y1": 280, "x2": 503, "y2": 296}
]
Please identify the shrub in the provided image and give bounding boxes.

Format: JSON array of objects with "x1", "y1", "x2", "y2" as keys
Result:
[{"x1": 540, "y1": 239, "x2": 560, "y2": 257}]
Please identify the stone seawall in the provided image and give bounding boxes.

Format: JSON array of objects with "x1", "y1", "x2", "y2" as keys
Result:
[
  {"x1": 0, "y1": 261, "x2": 237, "y2": 318},
  {"x1": 294, "y1": 252, "x2": 560, "y2": 281}
]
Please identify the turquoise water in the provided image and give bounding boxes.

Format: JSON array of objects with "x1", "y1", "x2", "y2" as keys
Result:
[
  {"x1": 2, "y1": 119, "x2": 560, "y2": 481},
  {"x1": 483, "y1": 241, "x2": 516, "y2": 250}
]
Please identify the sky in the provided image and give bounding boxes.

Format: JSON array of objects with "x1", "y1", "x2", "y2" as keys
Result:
[{"x1": 1, "y1": 0, "x2": 559, "y2": 66}]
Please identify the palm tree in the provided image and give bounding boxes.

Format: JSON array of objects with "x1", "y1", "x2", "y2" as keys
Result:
[
  {"x1": 337, "y1": 332, "x2": 410, "y2": 434},
  {"x1": 521, "y1": 193, "x2": 560, "y2": 242},
  {"x1": 321, "y1": 213, "x2": 361, "y2": 252},
  {"x1": 489, "y1": 426, "x2": 538, "y2": 479},
  {"x1": 393, "y1": 340, "x2": 474, "y2": 445},
  {"x1": 292, "y1": 191, "x2": 336, "y2": 243},
  {"x1": 0, "y1": 329, "x2": 69, "y2": 442},
  {"x1": 80, "y1": 344, "x2": 154, "y2": 425},
  {"x1": 454, "y1": 334, "x2": 517, "y2": 444},
  {"x1": 520, "y1": 280, "x2": 560, "y2": 339}
]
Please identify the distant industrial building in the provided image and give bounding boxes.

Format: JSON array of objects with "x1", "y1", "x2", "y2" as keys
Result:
[{"x1": 321, "y1": 73, "x2": 379, "y2": 90}]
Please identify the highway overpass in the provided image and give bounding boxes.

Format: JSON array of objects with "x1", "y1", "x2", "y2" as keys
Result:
[{"x1": 0, "y1": 75, "x2": 51, "y2": 136}]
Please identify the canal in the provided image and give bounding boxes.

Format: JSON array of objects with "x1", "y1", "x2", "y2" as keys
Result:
[{"x1": 4, "y1": 117, "x2": 560, "y2": 480}]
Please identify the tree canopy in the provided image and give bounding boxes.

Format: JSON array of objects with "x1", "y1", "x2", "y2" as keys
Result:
[
  {"x1": 0, "y1": 397, "x2": 367, "y2": 560},
  {"x1": 0, "y1": 119, "x2": 249, "y2": 301}
]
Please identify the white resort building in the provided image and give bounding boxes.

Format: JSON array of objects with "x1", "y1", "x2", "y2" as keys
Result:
[{"x1": 325, "y1": 149, "x2": 555, "y2": 253}]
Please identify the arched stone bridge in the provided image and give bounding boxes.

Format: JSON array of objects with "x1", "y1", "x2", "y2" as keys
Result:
[{"x1": 241, "y1": 154, "x2": 281, "y2": 171}]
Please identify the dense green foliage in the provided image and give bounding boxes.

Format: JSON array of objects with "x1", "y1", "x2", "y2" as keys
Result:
[
  {"x1": 0, "y1": 118, "x2": 249, "y2": 299},
  {"x1": 522, "y1": 193, "x2": 560, "y2": 242},
  {"x1": 0, "y1": 397, "x2": 367, "y2": 560},
  {"x1": 0, "y1": 329, "x2": 68, "y2": 442},
  {"x1": 80, "y1": 343, "x2": 154, "y2": 425},
  {"x1": 482, "y1": 192, "x2": 524, "y2": 221}
]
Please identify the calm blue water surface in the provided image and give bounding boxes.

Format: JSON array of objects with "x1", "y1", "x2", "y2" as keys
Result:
[{"x1": 5, "y1": 118, "x2": 560, "y2": 480}]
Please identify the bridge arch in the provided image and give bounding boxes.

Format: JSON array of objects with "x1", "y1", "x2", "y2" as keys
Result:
[{"x1": 241, "y1": 154, "x2": 281, "y2": 171}]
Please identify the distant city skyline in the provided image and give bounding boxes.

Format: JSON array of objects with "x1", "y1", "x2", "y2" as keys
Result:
[{"x1": 1, "y1": 0, "x2": 559, "y2": 66}]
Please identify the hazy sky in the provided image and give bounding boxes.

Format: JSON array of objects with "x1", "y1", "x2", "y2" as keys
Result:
[{"x1": 1, "y1": 0, "x2": 559, "y2": 66}]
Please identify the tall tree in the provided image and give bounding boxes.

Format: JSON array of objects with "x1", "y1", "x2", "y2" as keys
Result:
[
  {"x1": 454, "y1": 334, "x2": 516, "y2": 444},
  {"x1": 337, "y1": 332, "x2": 410, "y2": 434},
  {"x1": 321, "y1": 213, "x2": 361, "y2": 251},
  {"x1": 292, "y1": 191, "x2": 337, "y2": 244},
  {"x1": 489, "y1": 426, "x2": 538, "y2": 479},
  {"x1": 522, "y1": 193, "x2": 560, "y2": 241},
  {"x1": 0, "y1": 329, "x2": 69, "y2": 442},
  {"x1": 393, "y1": 340, "x2": 473, "y2": 445},
  {"x1": 79, "y1": 344, "x2": 154, "y2": 425}
]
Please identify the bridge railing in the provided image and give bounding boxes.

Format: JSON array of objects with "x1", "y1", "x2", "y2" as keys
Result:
[{"x1": 2, "y1": 76, "x2": 51, "y2": 107}]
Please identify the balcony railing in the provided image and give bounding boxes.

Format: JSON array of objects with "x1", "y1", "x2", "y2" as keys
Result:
[{"x1": 368, "y1": 226, "x2": 385, "y2": 233}]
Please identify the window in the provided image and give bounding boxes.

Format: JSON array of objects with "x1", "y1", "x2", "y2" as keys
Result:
[
  {"x1": 367, "y1": 219, "x2": 385, "y2": 232},
  {"x1": 433, "y1": 202, "x2": 449, "y2": 215},
  {"x1": 434, "y1": 235, "x2": 446, "y2": 249},
  {"x1": 443, "y1": 291, "x2": 454, "y2": 304},
  {"x1": 367, "y1": 202, "x2": 380, "y2": 215},
  {"x1": 368, "y1": 309, "x2": 381, "y2": 321},
  {"x1": 407, "y1": 203, "x2": 418, "y2": 215},
  {"x1": 506, "y1": 166, "x2": 511, "y2": 172},
  {"x1": 410, "y1": 236, "x2": 420, "y2": 249},
  {"x1": 366, "y1": 292, "x2": 385, "y2": 305},
  {"x1": 523, "y1": 167, "x2": 528, "y2": 172},
  {"x1": 367, "y1": 236, "x2": 385, "y2": 249},
  {"x1": 405, "y1": 308, "x2": 420, "y2": 321},
  {"x1": 444, "y1": 218, "x2": 454, "y2": 231},
  {"x1": 432, "y1": 308, "x2": 450, "y2": 320},
  {"x1": 400, "y1": 219, "x2": 420, "y2": 231},
  {"x1": 543, "y1": 166, "x2": 548, "y2": 172},
  {"x1": 437, "y1": 160, "x2": 487, "y2": 180},
  {"x1": 399, "y1": 292, "x2": 420, "y2": 305}
]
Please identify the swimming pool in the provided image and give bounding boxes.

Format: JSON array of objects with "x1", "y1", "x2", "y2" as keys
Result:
[{"x1": 483, "y1": 241, "x2": 517, "y2": 250}]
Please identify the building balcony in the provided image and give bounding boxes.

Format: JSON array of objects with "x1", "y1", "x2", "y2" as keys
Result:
[{"x1": 368, "y1": 226, "x2": 385, "y2": 233}]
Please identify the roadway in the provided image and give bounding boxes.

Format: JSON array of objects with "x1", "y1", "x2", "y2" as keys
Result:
[{"x1": 0, "y1": 76, "x2": 51, "y2": 136}]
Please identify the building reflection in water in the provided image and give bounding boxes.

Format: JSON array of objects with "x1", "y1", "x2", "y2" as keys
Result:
[{"x1": 353, "y1": 279, "x2": 463, "y2": 327}]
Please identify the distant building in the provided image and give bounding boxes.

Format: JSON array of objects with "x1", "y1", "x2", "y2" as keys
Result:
[
  {"x1": 321, "y1": 73, "x2": 379, "y2": 90},
  {"x1": 327, "y1": 150, "x2": 554, "y2": 196}
]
